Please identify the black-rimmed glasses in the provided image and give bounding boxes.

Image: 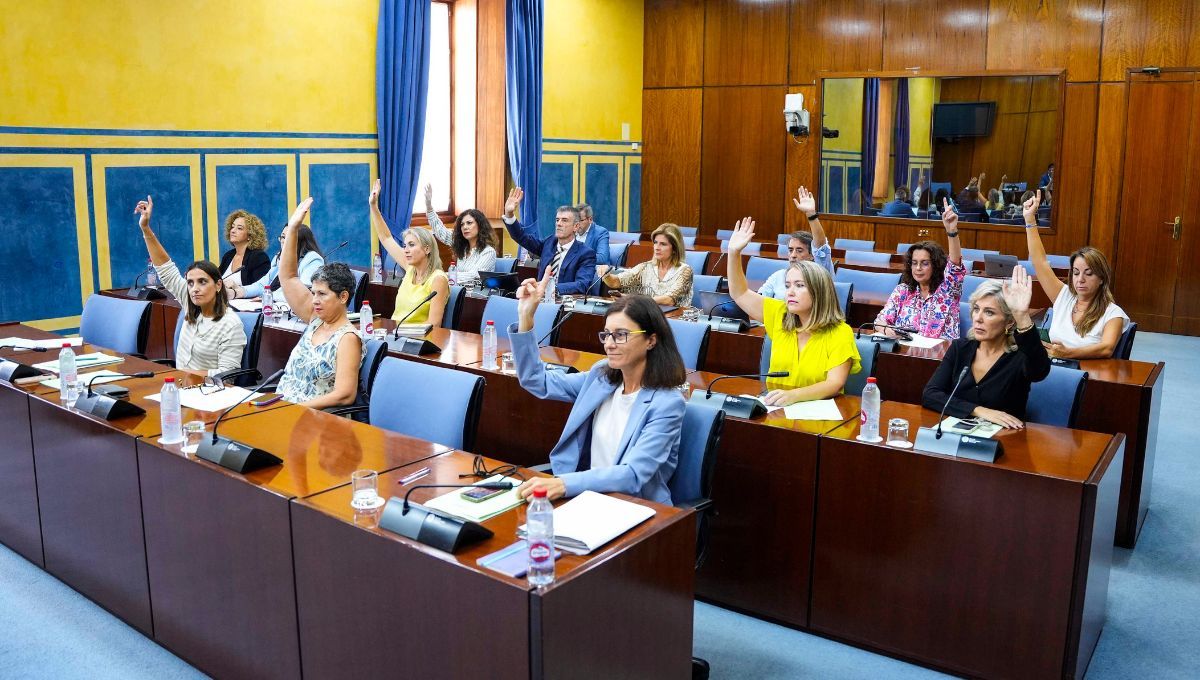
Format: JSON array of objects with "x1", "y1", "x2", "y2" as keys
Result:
[{"x1": 597, "y1": 329, "x2": 647, "y2": 344}]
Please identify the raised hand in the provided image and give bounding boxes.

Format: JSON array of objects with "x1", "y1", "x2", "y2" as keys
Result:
[
  {"x1": 369, "y1": 179, "x2": 381, "y2": 206},
  {"x1": 287, "y1": 197, "x2": 314, "y2": 232},
  {"x1": 504, "y1": 187, "x2": 524, "y2": 218},
  {"x1": 134, "y1": 195, "x2": 153, "y2": 229},
  {"x1": 515, "y1": 271, "x2": 548, "y2": 329},
  {"x1": 941, "y1": 198, "x2": 958, "y2": 231},
  {"x1": 1022, "y1": 192, "x2": 1040, "y2": 224},
  {"x1": 793, "y1": 186, "x2": 817, "y2": 216},
  {"x1": 423, "y1": 183, "x2": 433, "y2": 211},
  {"x1": 727, "y1": 216, "x2": 756, "y2": 253},
  {"x1": 1002, "y1": 265, "x2": 1033, "y2": 316}
]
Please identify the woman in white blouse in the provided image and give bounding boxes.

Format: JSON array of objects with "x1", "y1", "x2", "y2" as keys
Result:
[
  {"x1": 1023, "y1": 194, "x2": 1128, "y2": 359},
  {"x1": 134, "y1": 196, "x2": 246, "y2": 375},
  {"x1": 421, "y1": 182, "x2": 498, "y2": 282},
  {"x1": 601, "y1": 223, "x2": 694, "y2": 307}
]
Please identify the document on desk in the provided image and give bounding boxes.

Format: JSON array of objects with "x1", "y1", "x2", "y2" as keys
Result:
[
  {"x1": 517, "y1": 491, "x2": 655, "y2": 556},
  {"x1": 0, "y1": 336, "x2": 84, "y2": 349},
  {"x1": 33, "y1": 352, "x2": 123, "y2": 373},
  {"x1": 146, "y1": 385, "x2": 264, "y2": 412},
  {"x1": 893, "y1": 333, "x2": 945, "y2": 349},
  {"x1": 783, "y1": 399, "x2": 844, "y2": 421},
  {"x1": 424, "y1": 475, "x2": 524, "y2": 523},
  {"x1": 39, "y1": 369, "x2": 129, "y2": 390},
  {"x1": 738, "y1": 394, "x2": 783, "y2": 413},
  {"x1": 938, "y1": 416, "x2": 1002, "y2": 439},
  {"x1": 229, "y1": 299, "x2": 262, "y2": 312}
]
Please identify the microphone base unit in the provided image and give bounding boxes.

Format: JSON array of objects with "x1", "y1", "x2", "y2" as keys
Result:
[
  {"x1": 126, "y1": 286, "x2": 170, "y2": 301},
  {"x1": 688, "y1": 390, "x2": 766, "y2": 419},
  {"x1": 194, "y1": 435, "x2": 283, "y2": 473},
  {"x1": 699, "y1": 315, "x2": 750, "y2": 334},
  {"x1": 866, "y1": 336, "x2": 900, "y2": 353},
  {"x1": 913, "y1": 427, "x2": 1003, "y2": 463},
  {"x1": 572, "y1": 298, "x2": 611, "y2": 314},
  {"x1": 0, "y1": 360, "x2": 42, "y2": 382},
  {"x1": 93, "y1": 384, "x2": 131, "y2": 399},
  {"x1": 378, "y1": 499, "x2": 494, "y2": 553},
  {"x1": 394, "y1": 338, "x2": 441, "y2": 356},
  {"x1": 544, "y1": 362, "x2": 580, "y2": 374},
  {"x1": 72, "y1": 392, "x2": 147, "y2": 421},
  {"x1": 1050, "y1": 357, "x2": 1081, "y2": 369}
]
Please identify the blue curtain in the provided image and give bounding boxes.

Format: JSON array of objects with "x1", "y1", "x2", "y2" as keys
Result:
[
  {"x1": 893, "y1": 79, "x2": 911, "y2": 192},
  {"x1": 507, "y1": 0, "x2": 545, "y2": 235},
  {"x1": 376, "y1": 0, "x2": 431, "y2": 269},
  {"x1": 860, "y1": 78, "x2": 880, "y2": 214}
]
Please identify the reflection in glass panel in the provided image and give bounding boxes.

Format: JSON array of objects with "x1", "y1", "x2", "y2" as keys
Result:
[{"x1": 819, "y1": 75, "x2": 1060, "y2": 226}]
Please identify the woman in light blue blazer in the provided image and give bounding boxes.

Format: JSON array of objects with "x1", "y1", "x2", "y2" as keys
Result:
[
  {"x1": 230, "y1": 224, "x2": 325, "y2": 302},
  {"x1": 511, "y1": 276, "x2": 687, "y2": 504}
]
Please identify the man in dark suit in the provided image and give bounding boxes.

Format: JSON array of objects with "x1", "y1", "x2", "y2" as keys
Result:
[
  {"x1": 502, "y1": 187, "x2": 597, "y2": 295},
  {"x1": 574, "y1": 203, "x2": 611, "y2": 267},
  {"x1": 879, "y1": 185, "x2": 915, "y2": 218}
]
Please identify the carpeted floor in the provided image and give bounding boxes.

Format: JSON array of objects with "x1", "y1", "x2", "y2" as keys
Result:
[{"x1": 1, "y1": 332, "x2": 1196, "y2": 679}]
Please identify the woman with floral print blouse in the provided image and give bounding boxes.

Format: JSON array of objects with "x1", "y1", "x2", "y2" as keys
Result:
[{"x1": 873, "y1": 198, "x2": 966, "y2": 339}]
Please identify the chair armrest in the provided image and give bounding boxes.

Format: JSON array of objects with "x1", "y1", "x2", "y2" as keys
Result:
[
  {"x1": 151, "y1": 358, "x2": 176, "y2": 367},
  {"x1": 324, "y1": 405, "x2": 369, "y2": 418},
  {"x1": 214, "y1": 367, "x2": 261, "y2": 384},
  {"x1": 675, "y1": 498, "x2": 713, "y2": 513}
]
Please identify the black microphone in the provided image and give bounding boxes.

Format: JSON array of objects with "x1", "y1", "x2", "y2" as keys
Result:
[
  {"x1": 131, "y1": 266, "x2": 150, "y2": 289},
  {"x1": 935, "y1": 366, "x2": 970, "y2": 439},
  {"x1": 86, "y1": 370, "x2": 153, "y2": 398},
  {"x1": 392, "y1": 290, "x2": 438, "y2": 339},
  {"x1": 855, "y1": 322, "x2": 914, "y2": 342},
  {"x1": 209, "y1": 369, "x2": 285, "y2": 446},
  {"x1": 538, "y1": 310, "x2": 575, "y2": 346},
  {"x1": 706, "y1": 299, "x2": 734, "y2": 319},
  {"x1": 705, "y1": 371, "x2": 789, "y2": 399},
  {"x1": 581, "y1": 272, "x2": 605, "y2": 300},
  {"x1": 323, "y1": 240, "x2": 350, "y2": 260},
  {"x1": 401, "y1": 482, "x2": 514, "y2": 513},
  {"x1": 194, "y1": 368, "x2": 286, "y2": 473}
]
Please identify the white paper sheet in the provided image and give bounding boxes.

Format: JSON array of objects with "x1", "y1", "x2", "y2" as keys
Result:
[
  {"x1": 518, "y1": 491, "x2": 656, "y2": 555},
  {"x1": 32, "y1": 352, "x2": 124, "y2": 374},
  {"x1": 893, "y1": 333, "x2": 945, "y2": 349},
  {"x1": 0, "y1": 336, "x2": 84, "y2": 349},
  {"x1": 40, "y1": 369, "x2": 130, "y2": 390},
  {"x1": 145, "y1": 385, "x2": 264, "y2": 412},
  {"x1": 229, "y1": 299, "x2": 263, "y2": 312},
  {"x1": 738, "y1": 394, "x2": 783, "y2": 413},
  {"x1": 783, "y1": 399, "x2": 844, "y2": 421}
]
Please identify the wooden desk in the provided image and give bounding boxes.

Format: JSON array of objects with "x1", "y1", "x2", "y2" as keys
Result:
[
  {"x1": 0, "y1": 373, "x2": 45, "y2": 566},
  {"x1": 810, "y1": 401, "x2": 1123, "y2": 679},
  {"x1": 290, "y1": 450, "x2": 696, "y2": 679}
]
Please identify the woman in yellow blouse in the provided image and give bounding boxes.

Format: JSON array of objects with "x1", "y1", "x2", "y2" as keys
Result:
[
  {"x1": 369, "y1": 180, "x2": 449, "y2": 325},
  {"x1": 600, "y1": 223, "x2": 694, "y2": 306},
  {"x1": 726, "y1": 216, "x2": 860, "y2": 406}
]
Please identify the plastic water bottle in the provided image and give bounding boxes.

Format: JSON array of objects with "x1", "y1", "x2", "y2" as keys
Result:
[
  {"x1": 526, "y1": 487, "x2": 555, "y2": 587},
  {"x1": 859, "y1": 377, "x2": 881, "y2": 442},
  {"x1": 447, "y1": 261, "x2": 458, "y2": 286},
  {"x1": 146, "y1": 260, "x2": 159, "y2": 287},
  {"x1": 159, "y1": 377, "x2": 184, "y2": 444},
  {"x1": 544, "y1": 274, "x2": 557, "y2": 303},
  {"x1": 360, "y1": 300, "x2": 374, "y2": 338},
  {"x1": 372, "y1": 252, "x2": 384, "y2": 283},
  {"x1": 58, "y1": 343, "x2": 78, "y2": 405},
  {"x1": 262, "y1": 285, "x2": 274, "y2": 318},
  {"x1": 482, "y1": 320, "x2": 497, "y2": 369}
]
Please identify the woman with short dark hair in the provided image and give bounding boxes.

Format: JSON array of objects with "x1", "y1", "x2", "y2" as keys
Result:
[{"x1": 874, "y1": 199, "x2": 966, "y2": 339}]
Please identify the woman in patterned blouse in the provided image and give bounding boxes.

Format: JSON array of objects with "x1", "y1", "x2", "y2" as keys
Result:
[
  {"x1": 600, "y1": 223, "x2": 694, "y2": 307},
  {"x1": 873, "y1": 198, "x2": 966, "y2": 339}
]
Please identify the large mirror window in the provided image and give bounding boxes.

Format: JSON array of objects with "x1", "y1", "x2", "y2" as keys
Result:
[{"x1": 819, "y1": 74, "x2": 1060, "y2": 227}]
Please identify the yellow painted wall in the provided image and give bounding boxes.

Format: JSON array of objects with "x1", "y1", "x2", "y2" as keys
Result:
[
  {"x1": 909, "y1": 78, "x2": 935, "y2": 157},
  {"x1": 822, "y1": 78, "x2": 864, "y2": 152},
  {"x1": 542, "y1": 0, "x2": 643, "y2": 141},
  {"x1": 0, "y1": 0, "x2": 377, "y2": 133}
]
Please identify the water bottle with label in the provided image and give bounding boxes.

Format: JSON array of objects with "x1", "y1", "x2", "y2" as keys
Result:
[
  {"x1": 543, "y1": 274, "x2": 557, "y2": 303},
  {"x1": 159, "y1": 377, "x2": 184, "y2": 444},
  {"x1": 58, "y1": 342, "x2": 78, "y2": 405},
  {"x1": 372, "y1": 252, "x2": 384, "y2": 283},
  {"x1": 146, "y1": 260, "x2": 159, "y2": 287},
  {"x1": 262, "y1": 285, "x2": 274, "y2": 319},
  {"x1": 482, "y1": 320, "x2": 497, "y2": 369},
  {"x1": 360, "y1": 300, "x2": 374, "y2": 338},
  {"x1": 526, "y1": 487, "x2": 555, "y2": 587},
  {"x1": 447, "y1": 261, "x2": 458, "y2": 287},
  {"x1": 858, "y1": 377, "x2": 882, "y2": 442}
]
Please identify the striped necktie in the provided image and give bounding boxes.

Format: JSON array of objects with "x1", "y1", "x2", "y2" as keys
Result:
[{"x1": 547, "y1": 244, "x2": 567, "y2": 277}]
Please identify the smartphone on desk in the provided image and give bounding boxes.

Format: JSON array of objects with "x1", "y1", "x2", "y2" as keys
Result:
[
  {"x1": 250, "y1": 394, "x2": 284, "y2": 407},
  {"x1": 462, "y1": 485, "x2": 508, "y2": 503},
  {"x1": 951, "y1": 417, "x2": 981, "y2": 432}
]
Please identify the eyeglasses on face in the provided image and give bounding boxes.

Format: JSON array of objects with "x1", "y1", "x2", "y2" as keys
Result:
[{"x1": 597, "y1": 329, "x2": 647, "y2": 344}]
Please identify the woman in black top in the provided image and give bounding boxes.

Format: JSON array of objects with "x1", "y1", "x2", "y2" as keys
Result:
[
  {"x1": 922, "y1": 267, "x2": 1049, "y2": 429},
  {"x1": 217, "y1": 209, "x2": 271, "y2": 287}
]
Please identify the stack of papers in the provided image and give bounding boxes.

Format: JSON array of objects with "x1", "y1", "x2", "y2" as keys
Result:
[
  {"x1": 938, "y1": 416, "x2": 1002, "y2": 439},
  {"x1": 33, "y1": 352, "x2": 123, "y2": 373},
  {"x1": 146, "y1": 385, "x2": 264, "y2": 412},
  {"x1": 229, "y1": 299, "x2": 263, "y2": 312},
  {"x1": 783, "y1": 399, "x2": 844, "y2": 421},
  {"x1": 424, "y1": 475, "x2": 524, "y2": 523},
  {"x1": 393, "y1": 323, "x2": 433, "y2": 337},
  {"x1": 518, "y1": 491, "x2": 655, "y2": 556},
  {"x1": 0, "y1": 336, "x2": 83, "y2": 349},
  {"x1": 40, "y1": 369, "x2": 130, "y2": 390}
]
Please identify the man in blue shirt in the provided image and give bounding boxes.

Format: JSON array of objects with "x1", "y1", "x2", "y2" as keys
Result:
[
  {"x1": 502, "y1": 187, "x2": 597, "y2": 295},
  {"x1": 879, "y1": 185, "x2": 915, "y2": 217},
  {"x1": 574, "y1": 203, "x2": 611, "y2": 267},
  {"x1": 758, "y1": 186, "x2": 835, "y2": 300}
]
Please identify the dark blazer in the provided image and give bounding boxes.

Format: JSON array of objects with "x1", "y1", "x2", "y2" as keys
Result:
[
  {"x1": 879, "y1": 200, "x2": 915, "y2": 217},
  {"x1": 218, "y1": 248, "x2": 271, "y2": 286},
  {"x1": 579, "y1": 224, "x2": 611, "y2": 266},
  {"x1": 505, "y1": 218, "x2": 597, "y2": 295},
  {"x1": 922, "y1": 327, "x2": 1051, "y2": 420}
]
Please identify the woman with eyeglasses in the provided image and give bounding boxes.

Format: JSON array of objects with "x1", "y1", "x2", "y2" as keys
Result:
[
  {"x1": 369, "y1": 180, "x2": 449, "y2": 325},
  {"x1": 509, "y1": 274, "x2": 687, "y2": 504},
  {"x1": 873, "y1": 198, "x2": 967, "y2": 339},
  {"x1": 229, "y1": 225, "x2": 325, "y2": 305}
]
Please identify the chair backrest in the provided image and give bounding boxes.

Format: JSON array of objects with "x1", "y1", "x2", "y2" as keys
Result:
[
  {"x1": 715, "y1": 228, "x2": 735, "y2": 241},
  {"x1": 759, "y1": 336, "x2": 772, "y2": 374},
  {"x1": 608, "y1": 242, "x2": 629, "y2": 268},
  {"x1": 960, "y1": 301, "x2": 973, "y2": 337},
  {"x1": 480, "y1": 295, "x2": 561, "y2": 344},
  {"x1": 929, "y1": 181, "x2": 952, "y2": 196},
  {"x1": 777, "y1": 233, "x2": 794, "y2": 245},
  {"x1": 684, "y1": 250, "x2": 710, "y2": 273},
  {"x1": 368, "y1": 357, "x2": 486, "y2": 450},
  {"x1": 609, "y1": 232, "x2": 641, "y2": 245},
  {"x1": 1045, "y1": 254, "x2": 1071, "y2": 269},
  {"x1": 1016, "y1": 259, "x2": 1036, "y2": 275},
  {"x1": 493, "y1": 256, "x2": 517, "y2": 273},
  {"x1": 442, "y1": 284, "x2": 466, "y2": 330},
  {"x1": 835, "y1": 238, "x2": 876, "y2": 251},
  {"x1": 668, "y1": 402, "x2": 725, "y2": 506},
  {"x1": 1041, "y1": 307, "x2": 1054, "y2": 329},
  {"x1": 235, "y1": 312, "x2": 264, "y2": 385},
  {"x1": 745, "y1": 256, "x2": 790, "y2": 282},
  {"x1": 667, "y1": 318, "x2": 711, "y2": 371},
  {"x1": 776, "y1": 244, "x2": 789, "y2": 258},
  {"x1": 1114, "y1": 321, "x2": 1138, "y2": 360},
  {"x1": 843, "y1": 249, "x2": 892, "y2": 267},
  {"x1": 676, "y1": 226, "x2": 698, "y2": 237},
  {"x1": 834, "y1": 281, "x2": 853, "y2": 315},
  {"x1": 682, "y1": 236, "x2": 697, "y2": 248},
  {"x1": 844, "y1": 336, "x2": 881, "y2": 397},
  {"x1": 349, "y1": 270, "x2": 369, "y2": 311},
  {"x1": 961, "y1": 275, "x2": 990, "y2": 302},
  {"x1": 720, "y1": 240, "x2": 761, "y2": 255},
  {"x1": 1026, "y1": 365, "x2": 1088, "y2": 428},
  {"x1": 693, "y1": 274, "x2": 722, "y2": 293},
  {"x1": 358, "y1": 337, "x2": 388, "y2": 402},
  {"x1": 80, "y1": 294, "x2": 152, "y2": 355},
  {"x1": 961, "y1": 248, "x2": 1000, "y2": 261},
  {"x1": 896, "y1": 242, "x2": 914, "y2": 254},
  {"x1": 834, "y1": 267, "x2": 901, "y2": 296}
]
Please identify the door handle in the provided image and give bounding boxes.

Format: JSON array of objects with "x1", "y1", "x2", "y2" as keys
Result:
[{"x1": 1165, "y1": 216, "x2": 1182, "y2": 240}]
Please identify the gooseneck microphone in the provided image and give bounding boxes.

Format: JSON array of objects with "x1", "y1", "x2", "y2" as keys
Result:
[
  {"x1": 538, "y1": 310, "x2": 576, "y2": 346},
  {"x1": 690, "y1": 371, "x2": 790, "y2": 419},
  {"x1": 392, "y1": 291, "x2": 438, "y2": 339},
  {"x1": 86, "y1": 370, "x2": 153, "y2": 398},
  {"x1": 935, "y1": 366, "x2": 970, "y2": 439},
  {"x1": 323, "y1": 240, "x2": 350, "y2": 260},
  {"x1": 705, "y1": 371, "x2": 790, "y2": 399},
  {"x1": 194, "y1": 369, "x2": 287, "y2": 473},
  {"x1": 856, "y1": 322, "x2": 915, "y2": 342},
  {"x1": 914, "y1": 363, "x2": 1001, "y2": 462},
  {"x1": 209, "y1": 369, "x2": 286, "y2": 446}
]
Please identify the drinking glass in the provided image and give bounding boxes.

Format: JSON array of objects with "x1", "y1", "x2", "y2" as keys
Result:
[
  {"x1": 181, "y1": 420, "x2": 206, "y2": 456},
  {"x1": 500, "y1": 351, "x2": 515, "y2": 374},
  {"x1": 886, "y1": 418, "x2": 912, "y2": 448},
  {"x1": 350, "y1": 470, "x2": 385, "y2": 509}
]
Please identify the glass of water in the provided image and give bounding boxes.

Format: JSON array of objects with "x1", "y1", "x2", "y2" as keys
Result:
[
  {"x1": 181, "y1": 420, "x2": 206, "y2": 456},
  {"x1": 500, "y1": 351, "x2": 515, "y2": 374},
  {"x1": 350, "y1": 470, "x2": 385, "y2": 509},
  {"x1": 886, "y1": 418, "x2": 912, "y2": 448}
]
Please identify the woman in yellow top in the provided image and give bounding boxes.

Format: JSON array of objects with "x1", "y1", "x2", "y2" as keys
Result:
[
  {"x1": 726, "y1": 216, "x2": 860, "y2": 406},
  {"x1": 369, "y1": 179, "x2": 450, "y2": 325}
]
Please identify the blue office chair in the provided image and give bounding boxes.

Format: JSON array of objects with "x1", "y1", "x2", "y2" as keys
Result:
[
  {"x1": 609, "y1": 232, "x2": 641, "y2": 245},
  {"x1": 962, "y1": 275, "x2": 989, "y2": 302},
  {"x1": 1016, "y1": 259, "x2": 1036, "y2": 275},
  {"x1": 961, "y1": 248, "x2": 1000, "y2": 261},
  {"x1": 366, "y1": 357, "x2": 485, "y2": 450},
  {"x1": 667, "y1": 317, "x2": 711, "y2": 371},
  {"x1": 1046, "y1": 254, "x2": 1071, "y2": 269},
  {"x1": 80, "y1": 294, "x2": 153, "y2": 355},
  {"x1": 168, "y1": 309, "x2": 265, "y2": 386},
  {"x1": 835, "y1": 238, "x2": 876, "y2": 251},
  {"x1": 759, "y1": 336, "x2": 773, "y2": 374},
  {"x1": 609, "y1": 242, "x2": 630, "y2": 268},
  {"x1": 1114, "y1": 321, "x2": 1138, "y2": 360},
  {"x1": 834, "y1": 268, "x2": 901, "y2": 297},
  {"x1": 683, "y1": 236, "x2": 697, "y2": 248},
  {"x1": 960, "y1": 301, "x2": 973, "y2": 337},
  {"x1": 441, "y1": 284, "x2": 466, "y2": 330},
  {"x1": 720, "y1": 240, "x2": 761, "y2": 255},
  {"x1": 777, "y1": 245, "x2": 789, "y2": 258},
  {"x1": 480, "y1": 295, "x2": 562, "y2": 344},
  {"x1": 834, "y1": 281, "x2": 853, "y2": 315},
  {"x1": 896, "y1": 242, "x2": 914, "y2": 254},
  {"x1": 685, "y1": 250, "x2": 710, "y2": 274},
  {"x1": 777, "y1": 233, "x2": 794, "y2": 246},
  {"x1": 929, "y1": 181, "x2": 952, "y2": 197},
  {"x1": 1026, "y1": 365, "x2": 1088, "y2": 428},
  {"x1": 493, "y1": 256, "x2": 517, "y2": 273},
  {"x1": 676, "y1": 226, "x2": 698, "y2": 237},
  {"x1": 348, "y1": 269, "x2": 369, "y2": 311},
  {"x1": 670, "y1": 401, "x2": 724, "y2": 559},
  {"x1": 716, "y1": 228, "x2": 735, "y2": 241},
  {"x1": 693, "y1": 274, "x2": 722, "y2": 293},
  {"x1": 324, "y1": 337, "x2": 389, "y2": 423},
  {"x1": 843, "y1": 250, "x2": 892, "y2": 267},
  {"x1": 745, "y1": 256, "x2": 789, "y2": 282},
  {"x1": 845, "y1": 336, "x2": 881, "y2": 397}
]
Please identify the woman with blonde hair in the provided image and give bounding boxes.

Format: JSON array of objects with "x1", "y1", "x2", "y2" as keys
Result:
[
  {"x1": 368, "y1": 181, "x2": 449, "y2": 324},
  {"x1": 601, "y1": 223, "x2": 694, "y2": 306},
  {"x1": 726, "y1": 217, "x2": 861, "y2": 406},
  {"x1": 1023, "y1": 194, "x2": 1127, "y2": 358},
  {"x1": 218, "y1": 209, "x2": 271, "y2": 287}
]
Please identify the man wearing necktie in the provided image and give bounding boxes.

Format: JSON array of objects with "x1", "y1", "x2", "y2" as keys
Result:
[{"x1": 501, "y1": 187, "x2": 598, "y2": 295}]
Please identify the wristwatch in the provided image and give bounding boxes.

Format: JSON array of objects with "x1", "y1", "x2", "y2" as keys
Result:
[
  {"x1": 945, "y1": 230, "x2": 958, "y2": 238},
  {"x1": 806, "y1": 213, "x2": 819, "y2": 221}
]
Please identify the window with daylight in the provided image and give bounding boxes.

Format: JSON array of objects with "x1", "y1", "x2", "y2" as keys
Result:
[{"x1": 413, "y1": 1, "x2": 453, "y2": 214}]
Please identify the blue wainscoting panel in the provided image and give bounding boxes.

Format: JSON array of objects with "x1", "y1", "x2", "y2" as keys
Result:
[
  {"x1": 583, "y1": 163, "x2": 618, "y2": 231},
  {"x1": 828, "y1": 166, "x2": 845, "y2": 214},
  {"x1": 308, "y1": 163, "x2": 371, "y2": 267},
  {"x1": 104, "y1": 165, "x2": 193, "y2": 289},
  {"x1": 0, "y1": 167, "x2": 83, "y2": 323},
  {"x1": 215, "y1": 164, "x2": 289, "y2": 260},
  {"x1": 847, "y1": 166, "x2": 861, "y2": 213},
  {"x1": 627, "y1": 163, "x2": 642, "y2": 232},
  {"x1": 537, "y1": 162, "x2": 575, "y2": 238}
]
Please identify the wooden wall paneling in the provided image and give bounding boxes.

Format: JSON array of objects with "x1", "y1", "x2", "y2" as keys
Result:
[
  {"x1": 1030, "y1": 75, "x2": 1061, "y2": 111},
  {"x1": 702, "y1": 0, "x2": 790, "y2": 86},
  {"x1": 971, "y1": 228, "x2": 1029, "y2": 255},
  {"x1": 821, "y1": 218, "x2": 878, "y2": 246},
  {"x1": 785, "y1": 85, "x2": 819, "y2": 233},
  {"x1": 475, "y1": 0, "x2": 507, "y2": 217},
  {"x1": 873, "y1": 222, "x2": 945, "y2": 253},
  {"x1": 788, "y1": 0, "x2": 883, "y2": 85},
  {"x1": 1020, "y1": 111, "x2": 1059, "y2": 186},
  {"x1": 1100, "y1": 0, "x2": 1199, "y2": 82},
  {"x1": 984, "y1": 0, "x2": 1103, "y2": 82},
  {"x1": 939, "y1": 76, "x2": 983, "y2": 102},
  {"x1": 971, "y1": 113, "x2": 1031, "y2": 182},
  {"x1": 701, "y1": 86, "x2": 789, "y2": 235},
  {"x1": 882, "y1": 0, "x2": 988, "y2": 71},
  {"x1": 979, "y1": 75, "x2": 1033, "y2": 114},
  {"x1": 1088, "y1": 83, "x2": 1127, "y2": 256},
  {"x1": 642, "y1": 88, "x2": 704, "y2": 230},
  {"x1": 644, "y1": 0, "x2": 705, "y2": 88},
  {"x1": 1171, "y1": 76, "x2": 1200, "y2": 334},
  {"x1": 1043, "y1": 83, "x2": 1098, "y2": 256}
]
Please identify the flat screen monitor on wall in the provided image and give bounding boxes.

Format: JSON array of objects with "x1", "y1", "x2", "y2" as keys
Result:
[{"x1": 933, "y1": 102, "x2": 997, "y2": 138}]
